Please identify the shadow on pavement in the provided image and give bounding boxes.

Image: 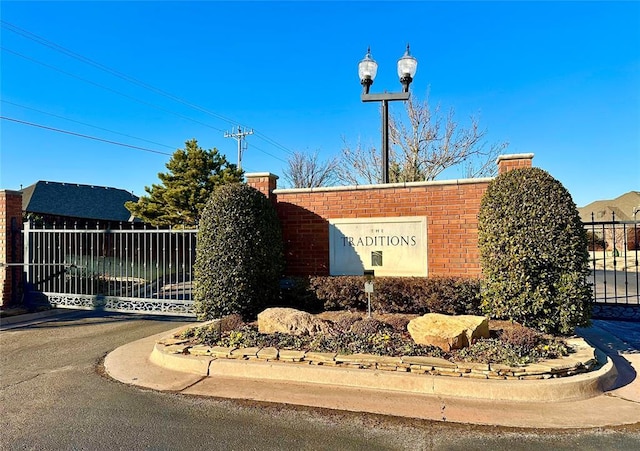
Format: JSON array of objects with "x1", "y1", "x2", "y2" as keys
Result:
[
  {"x1": 0, "y1": 310, "x2": 194, "y2": 331},
  {"x1": 578, "y1": 320, "x2": 639, "y2": 391}
]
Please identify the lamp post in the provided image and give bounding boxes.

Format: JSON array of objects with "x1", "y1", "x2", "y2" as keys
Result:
[{"x1": 359, "y1": 45, "x2": 417, "y2": 183}]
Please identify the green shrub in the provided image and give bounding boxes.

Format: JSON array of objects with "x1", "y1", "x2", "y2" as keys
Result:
[
  {"x1": 349, "y1": 317, "x2": 390, "y2": 335},
  {"x1": 457, "y1": 334, "x2": 570, "y2": 366},
  {"x1": 380, "y1": 315, "x2": 412, "y2": 333},
  {"x1": 421, "y1": 277, "x2": 483, "y2": 315},
  {"x1": 184, "y1": 316, "x2": 570, "y2": 364},
  {"x1": 279, "y1": 277, "x2": 323, "y2": 312},
  {"x1": 207, "y1": 324, "x2": 442, "y2": 357},
  {"x1": 309, "y1": 276, "x2": 368, "y2": 311},
  {"x1": 498, "y1": 323, "x2": 541, "y2": 353},
  {"x1": 330, "y1": 312, "x2": 363, "y2": 333},
  {"x1": 308, "y1": 276, "x2": 481, "y2": 315},
  {"x1": 193, "y1": 183, "x2": 284, "y2": 320},
  {"x1": 477, "y1": 168, "x2": 592, "y2": 334},
  {"x1": 219, "y1": 313, "x2": 245, "y2": 332}
]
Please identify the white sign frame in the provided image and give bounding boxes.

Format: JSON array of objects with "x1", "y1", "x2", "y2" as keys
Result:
[{"x1": 328, "y1": 216, "x2": 427, "y2": 277}]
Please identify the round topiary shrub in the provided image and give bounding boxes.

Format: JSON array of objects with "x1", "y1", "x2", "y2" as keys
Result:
[
  {"x1": 477, "y1": 167, "x2": 591, "y2": 334},
  {"x1": 194, "y1": 183, "x2": 284, "y2": 320}
]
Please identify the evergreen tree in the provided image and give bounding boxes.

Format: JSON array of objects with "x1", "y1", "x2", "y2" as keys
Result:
[{"x1": 125, "y1": 139, "x2": 243, "y2": 227}]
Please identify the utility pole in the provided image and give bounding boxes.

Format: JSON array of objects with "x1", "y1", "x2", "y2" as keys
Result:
[{"x1": 224, "y1": 126, "x2": 254, "y2": 171}]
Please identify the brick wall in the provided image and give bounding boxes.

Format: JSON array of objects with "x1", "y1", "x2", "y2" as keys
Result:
[
  {"x1": 247, "y1": 154, "x2": 534, "y2": 278},
  {"x1": 0, "y1": 190, "x2": 24, "y2": 307},
  {"x1": 497, "y1": 153, "x2": 535, "y2": 174},
  {"x1": 246, "y1": 173, "x2": 278, "y2": 204}
]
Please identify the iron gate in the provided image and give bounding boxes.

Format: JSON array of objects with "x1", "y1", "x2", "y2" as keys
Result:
[
  {"x1": 584, "y1": 212, "x2": 639, "y2": 310},
  {"x1": 21, "y1": 213, "x2": 639, "y2": 318},
  {"x1": 23, "y1": 222, "x2": 197, "y2": 316}
]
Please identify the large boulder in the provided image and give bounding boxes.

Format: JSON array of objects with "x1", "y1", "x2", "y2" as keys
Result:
[
  {"x1": 257, "y1": 308, "x2": 330, "y2": 336},
  {"x1": 407, "y1": 313, "x2": 489, "y2": 351}
]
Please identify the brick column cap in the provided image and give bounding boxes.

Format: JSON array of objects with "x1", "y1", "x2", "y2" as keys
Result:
[
  {"x1": 0, "y1": 189, "x2": 23, "y2": 196},
  {"x1": 495, "y1": 153, "x2": 534, "y2": 164},
  {"x1": 245, "y1": 172, "x2": 279, "y2": 180}
]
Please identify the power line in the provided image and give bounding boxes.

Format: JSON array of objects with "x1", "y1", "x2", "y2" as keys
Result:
[
  {"x1": 253, "y1": 131, "x2": 295, "y2": 155},
  {"x1": 1, "y1": 100, "x2": 175, "y2": 150},
  {"x1": 1, "y1": 109, "x2": 288, "y2": 164},
  {"x1": 3, "y1": 46, "x2": 292, "y2": 164},
  {"x1": 224, "y1": 127, "x2": 254, "y2": 170},
  {"x1": 1, "y1": 47, "x2": 228, "y2": 134},
  {"x1": 1, "y1": 20, "x2": 296, "y2": 156},
  {"x1": 1, "y1": 20, "x2": 240, "y2": 127},
  {"x1": 1, "y1": 116, "x2": 172, "y2": 156},
  {"x1": 250, "y1": 143, "x2": 288, "y2": 164}
]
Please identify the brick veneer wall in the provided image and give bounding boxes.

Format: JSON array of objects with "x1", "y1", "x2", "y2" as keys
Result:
[
  {"x1": 246, "y1": 172, "x2": 278, "y2": 201},
  {"x1": 497, "y1": 153, "x2": 535, "y2": 174},
  {"x1": 247, "y1": 154, "x2": 534, "y2": 278},
  {"x1": 0, "y1": 190, "x2": 24, "y2": 307}
]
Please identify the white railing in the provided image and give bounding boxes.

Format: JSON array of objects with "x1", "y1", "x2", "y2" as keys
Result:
[{"x1": 23, "y1": 221, "x2": 197, "y2": 316}]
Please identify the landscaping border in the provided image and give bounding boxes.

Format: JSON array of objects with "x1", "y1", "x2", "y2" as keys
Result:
[{"x1": 149, "y1": 322, "x2": 618, "y2": 402}]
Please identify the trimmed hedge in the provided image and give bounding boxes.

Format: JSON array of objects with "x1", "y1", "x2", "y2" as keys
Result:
[
  {"x1": 194, "y1": 183, "x2": 284, "y2": 320},
  {"x1": 478, "y1": 168, "x2": 592, "y2": 334},
  {"x1": 280, "y1": 276, "x2": 482, "y2": 315}
]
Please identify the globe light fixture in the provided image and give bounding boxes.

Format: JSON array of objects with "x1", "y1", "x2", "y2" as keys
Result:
[
  {"x1": 359, "y1": 45, "x2": 418, "y2": 183},
  {"x1": 358, "y1": 47, "x2": 378, "y2": 95},
  {"x1": 397, "y1": 44, "x2": 418, "y2": 93}
]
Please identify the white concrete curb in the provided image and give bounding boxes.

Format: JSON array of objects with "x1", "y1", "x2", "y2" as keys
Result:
[{"x1": 150, "y1": 324, "x2": 618, "y2": 402}]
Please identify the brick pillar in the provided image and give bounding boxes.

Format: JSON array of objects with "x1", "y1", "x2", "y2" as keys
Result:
[
  {"x1": 496, "y1": 153, "x2": 535, "y2": 174},
  {"x1": 245, "y1": 173, "x2": 279, "y2": 200},
  {"x1": 0, "y1": 190, "x2": 24, "y2": 307}
]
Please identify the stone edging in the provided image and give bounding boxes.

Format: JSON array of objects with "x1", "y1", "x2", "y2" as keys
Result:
[
  {"x1": 149, "y1": 322, "x2": 618, "y2": 402},
  {"x1": 592, "y1": 304, "x2": 640, "y2": 321}
]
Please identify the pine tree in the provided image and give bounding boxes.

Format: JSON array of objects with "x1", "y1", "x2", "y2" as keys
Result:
[{"x1": 125, "y1": 139, "x2": 243, "y2": 227}]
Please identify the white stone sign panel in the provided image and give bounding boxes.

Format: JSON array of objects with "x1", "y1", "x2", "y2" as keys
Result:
[{"x1": 329, "y1": 216, "x2": 427, "y2": 277}]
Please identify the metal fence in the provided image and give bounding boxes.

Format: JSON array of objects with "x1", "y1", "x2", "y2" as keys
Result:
[
  {"x1": 23, "y1": 222, "x2": 197, "y2": 316},
  {"x1": 584, "y1": 212, "x2": 639, "y2": 307},
  {"x1": 22, "y1": 213, "x2": 639, "y2": 318}
]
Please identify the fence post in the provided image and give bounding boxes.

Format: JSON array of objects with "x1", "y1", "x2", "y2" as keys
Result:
[
  {"x1": 22, "y1": 220, "x2": 31, "y2": 306},
  {"x1": 0, "y1": 190, "x2": 24, "y2": 307}
]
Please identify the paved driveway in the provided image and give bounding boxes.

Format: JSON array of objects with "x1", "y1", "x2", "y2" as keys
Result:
[
  {"x1": 589, "y1": 270, "x2": 639, "y2": 304},
  {"x1": 1, "y1": 311, "x2": 639, "y2": 450}
]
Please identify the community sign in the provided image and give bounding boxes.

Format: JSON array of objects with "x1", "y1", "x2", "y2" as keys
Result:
[{"x1": 328, "y1": 216, "x2": 427, "y2": 277}]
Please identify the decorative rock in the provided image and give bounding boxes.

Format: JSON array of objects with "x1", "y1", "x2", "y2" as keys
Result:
[
  {"x1": 335, "y1": 353, "x2": 382, "y2": 365},
  {"x1": 277, "y1": 349, "x2": 306, "y2": 362},
  {"x1": 305, "y1": 352, "x2": 337, "y2": 363},
  {"x1": 401, "y1": 355, "x2": 457, "y2": 369},
  {"x1": 257, "y1": 347, "x2": 279, "y2": 361},
  {"x1": 489, "y1": 363, "x2": 522, "y2": 374},
  {"x1": 371, "y1": 356, "x2": 404, "y2": 366},
  {"x1": 189, "y1": 345, "x2": 213, "y2": 356},
  {"x1": 159, "y1": 338, "x2": 190, "y2": 346},
  {"x1": 210, "y1": 346, "x2": 235, "y2": 358},
  {"x1": 456, "y1": 362, "x2": 490, "y2": 372},
  {"x1": 257, "y1": 307, "x2": 331, "y2": 336},
  {"x1": 163, "y1": 345, "x2": 190, "y2": 354},
  {"x1": 407, "y1": 313, "x2": 489, "y2": 351},
  {"x1": 229, "y1": 347, "x2": 261, "y2": 359}
]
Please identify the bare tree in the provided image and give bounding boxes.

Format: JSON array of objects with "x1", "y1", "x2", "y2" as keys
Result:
[
  {"x1": 283, "y1": 150, "x2": 340, "y2": 188},
  {"x1": 337, "y1": 137, "x2": 384, "y2": 186},
  {"x1": 338, "y1": 94, "x2": 508, "y2": 185}
]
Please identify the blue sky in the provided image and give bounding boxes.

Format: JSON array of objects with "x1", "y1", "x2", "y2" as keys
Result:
[{"x1": 1, "y1": 1, "x2": 638, "y2": 208}]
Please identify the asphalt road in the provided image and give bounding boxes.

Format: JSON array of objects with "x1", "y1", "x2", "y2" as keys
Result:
[
  {"x1": 590, "y1": 270, "x2": 639, "y2": 304},
  {"x1": 1, "y1": 310, "x2": 639, "y2": 450}
]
